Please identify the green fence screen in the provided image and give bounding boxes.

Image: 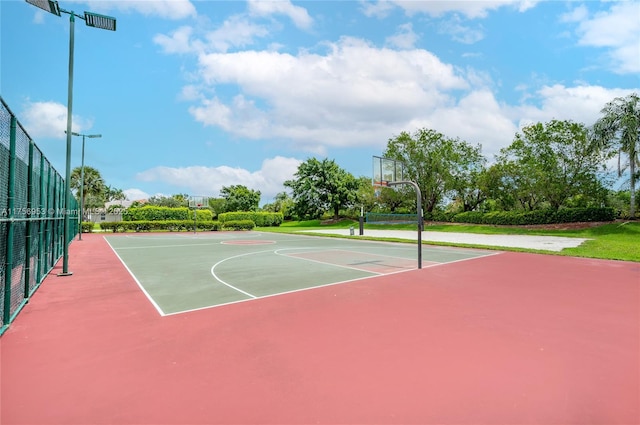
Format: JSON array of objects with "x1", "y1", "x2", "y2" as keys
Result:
[{"x1": 1, "y1": 96, "x2": 78, "y2": 335}]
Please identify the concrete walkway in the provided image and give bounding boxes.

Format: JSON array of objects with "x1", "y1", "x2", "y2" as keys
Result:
[{"x1": 300, "y1": 229, "x2": 589, "y2": 252}]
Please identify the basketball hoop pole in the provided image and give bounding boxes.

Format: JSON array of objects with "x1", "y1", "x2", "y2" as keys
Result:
[{"x1": 388, "y1": 181, "x2": 423, "y2": 269}]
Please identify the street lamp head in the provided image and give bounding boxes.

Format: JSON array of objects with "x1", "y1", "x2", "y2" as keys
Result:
[
  {"x1": 84, "y1": 11, "x2": 116, "y2": 31},
  {"x1": 87, "y1": 134, "x2": 102, "y2": 138},
  {"x1": 25, "y1": 0, "x2": 61, "y2": 16}
]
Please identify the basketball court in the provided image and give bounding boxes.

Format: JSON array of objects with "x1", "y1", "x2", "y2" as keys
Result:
[{"x1": 104, "y1": 231, "x2": 495, "y2": 315}]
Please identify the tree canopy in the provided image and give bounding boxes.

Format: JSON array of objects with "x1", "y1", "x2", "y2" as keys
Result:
[
  {"x1": 220, "y1": 185, "x2": 261, "y2": 212},
  {"x1": 70, "y1": 166, "x2": 105, "y2": 213},
  {"x1": 383, "y1": 128, "x2": 485, "y2": 213},
  {"x1": 494, "y1": 120, "x2": 609, "y2": 211},
  {"x1": 593, "y1": 93, "x2": 639, "y2": 217},
  {"x1": 284, "y1": 158, "x2": 358, "y2": 220}
]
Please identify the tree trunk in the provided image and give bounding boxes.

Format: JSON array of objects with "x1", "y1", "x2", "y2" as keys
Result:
[{"x1": 630, "y1": 159, "x2": 636, "y2": 218}]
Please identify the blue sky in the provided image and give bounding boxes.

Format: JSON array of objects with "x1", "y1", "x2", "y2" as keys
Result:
[{"x1": 2, "y1": 0, "x2": 639, "y2": 205}]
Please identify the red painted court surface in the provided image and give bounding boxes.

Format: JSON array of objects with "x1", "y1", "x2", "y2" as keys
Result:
[{"x1": 1, "y1": 233, "x2": 639, "y2": 425}]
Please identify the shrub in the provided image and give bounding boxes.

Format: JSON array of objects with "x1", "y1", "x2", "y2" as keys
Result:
[
  {"x1": 221, "y1": 220, "x2": 255, "y2": 230},
  {"x1": 123, "y1": 206, "x2": 213, "y2": 222},
  {"x1": 449, "y1": 207, "x2": 615, "y2": 225},
  {"x1": 98, "y1": 220, "x2": 220, "y2": 233},
  {"x1": 218, "y1": 212, "x2": 282, "y2": 227}
]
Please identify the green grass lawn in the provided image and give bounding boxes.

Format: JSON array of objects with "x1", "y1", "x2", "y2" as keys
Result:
[{"x1": 260, "y1": 219, "x2": 640, "y2": 262}]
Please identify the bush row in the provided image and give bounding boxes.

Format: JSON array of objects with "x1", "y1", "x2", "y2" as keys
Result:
[
  {"x1": 100, "y1": 220, "x2": 221, "y2": 232},
  {"x1": 98, "y1": 219, "x2": 258, "y2": 233},
  {"x1": 218, "y1": 211, "x2": 283, "y2": 227},
  {"x1": 445, "y1": 207, "x2": 615, "y2": 226},
  {"x1": 222, "y1": 220, "x2": 255, "y2": 230},
  {"x1": 122, "y1": 206, "x2": 213, "y2": 222}
]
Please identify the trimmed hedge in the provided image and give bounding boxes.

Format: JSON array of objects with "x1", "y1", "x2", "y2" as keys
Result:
[
  {"x1": 221, "y1": 220, "x2": 255, "y2": 231},
  {"x1": 81, "y1": 222, "x2": 94, "y2": 233},
  {"x1": 218, "y1": 211, "x2": 283, "y2": 227},
  {"x1": 123, "y1": 206, "x2": 213, "y2": 222},
  {"x1": 100, "y1": 220, "x2": 221, "y2": 233},
  {"x1": 449, "y1": 207, "x2": 615, "y2": 225}
]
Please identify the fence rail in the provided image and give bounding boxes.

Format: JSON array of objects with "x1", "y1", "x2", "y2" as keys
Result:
[{"x1": 1, "y1": 96, "x2": 78, "y2": 335}]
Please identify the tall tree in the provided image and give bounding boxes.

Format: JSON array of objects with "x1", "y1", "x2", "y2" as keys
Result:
[
  {"x1": 593, "y1": 93, "x2": 639, "y2": 218},
  {"x1": 104, "y1": 185, "x2": 126, "y2": 202},
  {"x1": 448, "y1": 142, "x2": 487, "y2": 212},
  {"x1": 147, "y1": 194, "x2": 188, "y2": 208},
  {"x1": 70, "y1": 166, "x2": 105, "y2": 215},
  {"x1": 220, "y1": 185, "x2": 261, "y2": 212},
  {"x1": 383, "y1": 128, "x2": 485, "y2": 213},
  {"x1": 284, "y1": 158, "x2": 358, "y2": 220},
  {"x1": 496, "y1": 120, "x2": 609, "y2": 210},
  {"x1": 262, "y1": 192, "x2": 294, "y2": 219}
]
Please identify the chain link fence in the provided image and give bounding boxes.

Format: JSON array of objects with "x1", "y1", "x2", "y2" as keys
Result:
[{"x1": 1, "y1": 97, "x2": 78, "y2": 335}]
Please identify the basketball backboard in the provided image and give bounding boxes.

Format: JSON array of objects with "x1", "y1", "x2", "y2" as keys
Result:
[
  {"x1": 188, "y1": 196, "x2": 209, "y2": 208},
  {"x1": 372, "y1": 156, "x2": 405, "y2": 187}
]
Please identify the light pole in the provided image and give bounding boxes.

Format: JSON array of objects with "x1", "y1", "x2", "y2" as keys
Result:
[
  {"x1": 25, "y1": 0, "x2": 116, "y2": 276},
  {"x1": 68, "y1": 132, "x2": 101, "y2": 241}
]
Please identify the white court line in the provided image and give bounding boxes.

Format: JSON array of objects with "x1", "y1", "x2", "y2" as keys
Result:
[
  {"x1": 274, "y1": 247, "x2": 416, "y2": 274},
  {"x1": 209, "y1": 249, "x2": 287, "y2": 299},
  {"x1": 165, "y1": 267, "x2": 412, "y2": 317},
  {"x1": 114, "y1": 242, "x2": 223, "y2": 250},
  {"x1": 104, "y1": 236, "x2": 167, "y2": 317},
  {"x1": 109, "y1": 234, "x2": 504, "y2": 317}
]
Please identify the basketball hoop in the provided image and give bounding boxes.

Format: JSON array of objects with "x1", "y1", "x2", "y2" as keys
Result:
[{"x1": 188, "y1": 196, "x2": 209, "y2": 209}]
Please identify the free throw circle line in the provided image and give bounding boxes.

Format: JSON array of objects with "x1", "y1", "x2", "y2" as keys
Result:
[{"x1": 210, "y1": 249, "x2": 282, "y2": 299}]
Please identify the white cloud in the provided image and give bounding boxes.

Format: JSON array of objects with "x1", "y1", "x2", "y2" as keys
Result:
[
  {"x1": 559, "y1": 4, "x2": 588, "y2": 23},
  {"x1": 247, "y1": 0, "x2": 313, "y2": 30},
  {"x1": 363, "y1": 0, "x2": 539, "y2": 19},
  {"x1": 20, "y1": 100, "x2": 93, "y2": 139},
  {"x1": 135, "y1": 156, "x2": 302, "y2": 201},
  {"x1": 122, "y1": 188, "x2": 150, "y2": 202},
  {"x1": 154, "y1": 16, "x2": 269, "y2": 55},
  {"x1": 204, "y1": 15, "x2": 270, "y2": 53},
  {"x1": 88, "y1": 0, "x2": 197, "y2": 20},
  {"x1": 150, "y1": 3, "x2": 635, "y2": 166},
  {"x1": 385, "y1": 23, "x2": 419, "y2": 49},
  {"x1": 568, "y1": 2, "x2": 640, "y2": 74},
  {"x1": 153, "y1": 26, "x2": 197, "y2": 54},
  {"x1": 190, "y1": 37, "x2": 467, "y2": 151},
  {"x1": 429, "y1": 90, "x2": 517, "y2": 157},
  {"x1": 439, "y1": 16, "x2": 485, "y2": 44},
  {"x1": 512, "y1": 84, "x2": 636, "y2": 129}
]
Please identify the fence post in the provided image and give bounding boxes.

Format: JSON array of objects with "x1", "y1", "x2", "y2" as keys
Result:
[
  {"x1": 3, "y1": 115, "x2": 17, "y2": 326},
  {"x1": 37, "y1": 155, "x2": 45, "y2": 283},
  {"x1": 24, "y1": 139, "x2": 34, "y2": 297}
]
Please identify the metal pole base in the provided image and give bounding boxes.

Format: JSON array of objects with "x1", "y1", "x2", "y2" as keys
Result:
[{"x1": 57, "y1": 272, "x2": 74, "y2": 277}]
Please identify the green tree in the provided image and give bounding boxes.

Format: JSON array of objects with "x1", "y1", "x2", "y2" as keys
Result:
[
  {"x1": 208, "y1": 198, "x2": 227, "y2": 217},
  {"x1": 496, "y1": 120, "x2": 609, "y2": 210},
  {"x1": 383, "y1": 128, "x2": 485, "y2": 213},
  {"x1": 70, "y1": 166, "x2": 105, "y2": 217},
  {"x1": 220, "y1": 185, "x2": 261, "y2": 212},
  {"x1": 449, "y1": 142, "x2": 487, "y2": 212},
  {"x1": 147, "y1": 194, "x2": 188, "y2": 208},
  {"x1": 104, "y1": 185, "x2": 126, "y2": 202},
  {"x1": 262, "y1": 192, "x2": 294, "y2": 219},
  {"x1": 593, "y1": 93, "x2": 639, "y2": 218},
  {"x1": 284, "y1": 158, "x2": 359, "y2": 220},
  {"x1": 377, "y1": 186, "x2": 412, "y2": 213},
  {"x1": 481, "y1": 162, "x2": 522, "y2": 211}
]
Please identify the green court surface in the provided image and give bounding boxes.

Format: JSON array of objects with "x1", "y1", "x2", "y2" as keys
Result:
[{"x1": 105, "y1": 231, "x2": 496, "y2": 315}]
